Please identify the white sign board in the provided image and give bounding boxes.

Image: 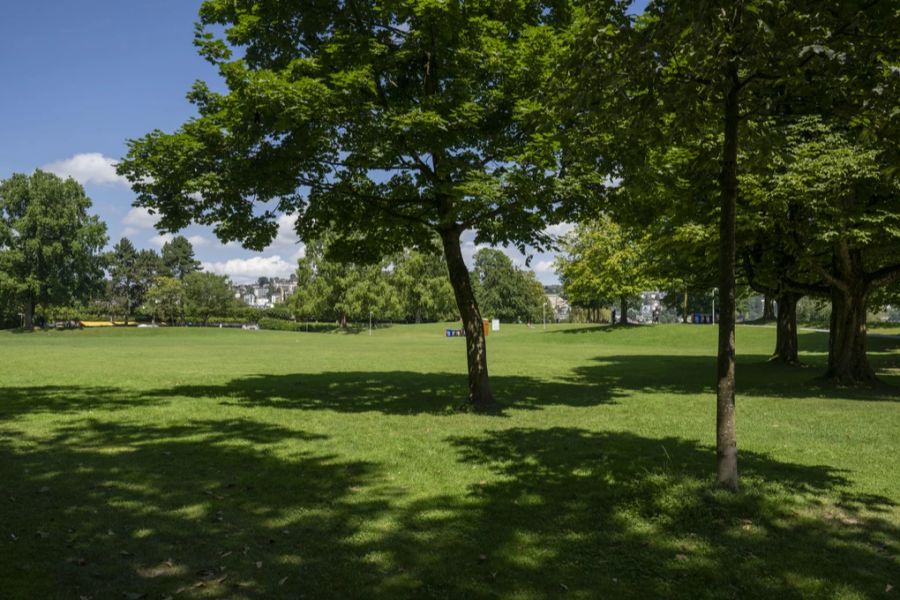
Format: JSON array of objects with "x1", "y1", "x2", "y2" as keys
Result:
[{"x1": 491, "y1": 319, "x2": 500, "y2": 332}]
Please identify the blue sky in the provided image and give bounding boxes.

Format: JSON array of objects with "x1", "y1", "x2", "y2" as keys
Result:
[{"x1": 0, "y1": 1, "x2": 644, "y2": 284}]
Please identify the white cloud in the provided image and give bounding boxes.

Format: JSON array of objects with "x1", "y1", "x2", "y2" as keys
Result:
[
  {"x1": 149, "y1": 233, "x2": 174, "y2": 248},
  {"x1": 544, "y1": 222, "x2": 575, "y2": 238},
  {"x1": 42, "y1": 152, "x2": 128, "y2": 186},
  {"x1": 187, "y1": 235, "x2": 212, "y2": 248},
  {"x1": 273, "y1": 213, "x2": 300, "y2": 246},
  {"x1": 202, "y1": 255, "x2": 296, "y2": 283},
  {"x1": 534, "y1": 260, "x2": 556, "y2": 273},
  {"x1": 123, "y1": 207, "x2": 158, "y2": 230}
]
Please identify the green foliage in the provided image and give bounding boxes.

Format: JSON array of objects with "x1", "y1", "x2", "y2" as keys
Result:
[
  {"x1": 160, "y1": 235, "x2": 201, "y2": 280},
  {"x1": 143, "y1": 276, "x2": 185, "y2": 324},
  {"x1": 289, "y1": 241, "x2": 400, "y2": 325},
  {"x1": 117, "y1": 0, "x2": 571, "y2": 254},
  {"x1": 183, "y1": 271, "x2": 235, "y2": 324},
  {"x1": 0, "y1": 171, "x2": 108, "y2": 326},
  {"x1": 106, "y1": 238, "x2": 162, "y2": 321},
  {"x1": 472, "y1": 248, "x2": 547, "y2": 323},
  {"x1": 556, "y1": 215, "x2": 655, "y2": 310},
  {"x1": 391, "y1": 248, "x2": 457, "y2": 323}
]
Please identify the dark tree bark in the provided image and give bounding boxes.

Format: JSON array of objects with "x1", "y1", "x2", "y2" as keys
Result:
[
  {"x1": 23, "y1": 296, "x2": 35, "y2": 331},
  {"x1": 762, "y1": 295, "x2": 775, "y2": 321},
  {"x1": 440, "y1": 229, "x2": 495, "y2": 410},
  {"x1": 716, "y1": 64, "x2": 740, "y2": 492},
  {"x1": 619, "y1": 296, "x2": 628, "y2": 325},
  {"x1": 772, "y1": 292, "x2": 801, "y2": 365},
  {"x1": 827, "y1": 284, "x2": 876, "y2": 385}
]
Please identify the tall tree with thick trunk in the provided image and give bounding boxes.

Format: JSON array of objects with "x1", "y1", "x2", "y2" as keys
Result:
[
  {"x1": 118, "y1": 0, "x2": 575, "y2": 410},
  {"x1": 766, "y1": 119, "x2": 900, "y2": 385}
]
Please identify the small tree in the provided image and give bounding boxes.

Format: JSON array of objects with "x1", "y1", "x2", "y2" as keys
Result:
[
  {"x1": 556, "y1": 215, "x2": 654, "y2": 325},
  {"x1": 184, "y1": 271, "x2": 234, "y2": 325},
  {"x1": 0, "y1": 171, "x2": 107, "y2": 330},
  {"x1": 472, "y1": 248, "x2": 546, "y2": 323},
  {"x1": 161, "y1": 236, "x2": 201, "y2": 280},
  {"x1": 144, "y1": 277, "x2": 185, "y2": 325},
  {"x1": 392, "y1": 249, "x2": 457, "y2": 323},
  {"x1": 107, "y1": 238, "x2": 140, "y2": 324}
]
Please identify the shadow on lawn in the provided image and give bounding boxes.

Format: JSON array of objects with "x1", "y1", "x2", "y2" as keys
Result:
[
  {"x1": 376, "y1": 427, "x2": 899, "y2": 598},
  {"x1": 146, "y1": 349, "x2": 897, "y2": 417},
  {"x1": 0, "y1": 385, "x2": 166, "y2": 418},
  {"x1": 147, "y1": 372, "x2": 618, "y2": 415},
  {"x1": 2, "y1": 420, "x2": 897, "y2": 598},
  {"x1": 0, "y1": 418, "x2": 394, "y2": 599}
]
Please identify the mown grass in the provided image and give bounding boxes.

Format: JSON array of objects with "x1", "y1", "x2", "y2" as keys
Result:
[{"x1": 1, "y1": 323, "x2": 898, "y2": 599}]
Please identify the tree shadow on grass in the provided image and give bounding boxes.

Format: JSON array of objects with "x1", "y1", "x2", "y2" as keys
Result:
[
  {"x1": 147, "y1": 372, "x2": 620, "y2": 416},
  {"x1": 0, "y1": 418, "x2": 396, "y2": 599},
  {"x1": 373, "y1": 428, "x2": 899, "y2": 599},
  {"x1": 566, "y1": 353, "x2": 899, "y2": 402},
  {"x1": 0, "y1": 385, "x2": 167, "y2": 419},
  {"x1": 3, "y1": 418, "x2": 897, "y2": 599}
]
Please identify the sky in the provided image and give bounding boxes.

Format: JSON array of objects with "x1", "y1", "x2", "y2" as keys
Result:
[{"x1": 0, "y1": 1, "x2": 643, "y2": 285}]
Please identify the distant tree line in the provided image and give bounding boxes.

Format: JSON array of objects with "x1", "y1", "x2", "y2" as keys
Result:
[
  {"x1": 288, "y1": 242, "x2": 548, "y2": 326},
  {"x1": 0, "y1": 171, "x2": 550, "y2": 330}
]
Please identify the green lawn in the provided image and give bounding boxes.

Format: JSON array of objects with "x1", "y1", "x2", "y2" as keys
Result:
[{"x1": 1, "y1": 324, "x2": 897, "y2": 599}]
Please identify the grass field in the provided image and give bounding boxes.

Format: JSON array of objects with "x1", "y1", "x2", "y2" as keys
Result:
[{"x1": 1, "y1": 324, "x2": 898, "y2": 599}]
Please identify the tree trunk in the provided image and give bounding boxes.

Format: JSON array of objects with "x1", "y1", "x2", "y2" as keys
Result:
[
  {"x1": 619, "y1": 296, "x2": 628, "y2": 325},
  {"x1": 772, "y1": 292, "x2": 800, "y2": 365},
  {"x1": 440, "y1": 229, "x2": 495, "y2": 410},
  {"x1": 716, "y1": 67, "x2": 740, "y2": 492},
  {"x1": 23, "y1": 297, "x2": 35, "y2": 331},
  {"x1": 826, "y1": 285, "x2": 876, "y2": 385},
  {"x1": 762, "y1": 295, "x2": 775, "y2": 321},
  {"x1": 683, "y1": 288, "x2": 689, "y2": 324}
]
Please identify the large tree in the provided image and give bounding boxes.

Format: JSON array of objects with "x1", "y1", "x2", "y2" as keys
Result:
[
  {"x1": 144, "y1": 276, "x2": 185, "y2": 325},
  {"x1": 581, "y1": 0, "x2": 897, "y2": 490},
  {"x1": 764, "y1": 119, "x2": 900, "y2": 384},
  {"x1": 0, "y1": 171, "x2": 107, "y2": 330},
  {"x1": 117, "y1": 0, "x2": 575, "y2": 409}
]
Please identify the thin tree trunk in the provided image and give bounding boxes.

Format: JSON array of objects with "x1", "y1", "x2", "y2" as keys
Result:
[
  {"x1": 619, "y1": 296, "x2": 628, "y2": 325},
  {"x1": 716, "y1": 66, "x2": 740, "y2": 492},
  {"x1": 827, "y1": 285, "x2": 875, "y2": 384},
  {"x1": 440, "y1": 229, "x2": 495, "y2": 410},
  {"x1": 683, "y1": 288, "x2": 689, "y2": 324},
  {"x1": 772, "y1": 292, "x2": 800, "y2": 365}
]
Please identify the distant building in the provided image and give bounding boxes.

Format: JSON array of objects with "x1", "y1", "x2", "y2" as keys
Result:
[
  {"x1": 545, "y1": 294, "x2": 570, "y2": 321},
  {"x1": 232, "y1": 275, "x2": 299, "y2": 307},
  {"x1": 639, "y1": 291, "x2": 666, "y2": 323}
]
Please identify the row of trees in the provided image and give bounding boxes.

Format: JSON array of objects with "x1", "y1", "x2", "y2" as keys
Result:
[
  {"x1": 0, "y1": 170, "x2": 239, "y2": 328},
  {"x1": 289, "y1": 243, "x2": 548, "y2": 326},
  {"x1": 115, "y1": 0, "x2": 899, "y2": 491},
  {"x1": 0, "y1": 169, "x2": 548, "y2": 328}
]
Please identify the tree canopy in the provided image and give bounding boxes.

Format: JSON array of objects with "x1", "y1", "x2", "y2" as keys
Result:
[
  {"x1": 117, "y1": 0, "x2": 581, "y2": 408},
  {"x1": 0, "y1": 171, "x2": 107, "y2": 330}
]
